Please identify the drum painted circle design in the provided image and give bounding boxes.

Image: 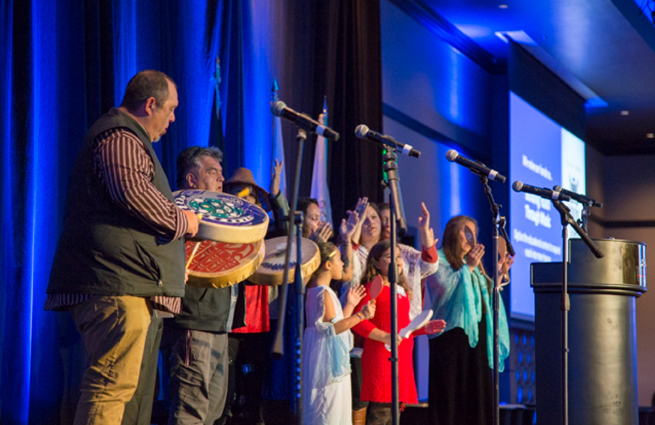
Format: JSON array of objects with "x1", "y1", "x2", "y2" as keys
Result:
[{"x1": 173, "y1": 190, "x2": 269, "y2": 244}]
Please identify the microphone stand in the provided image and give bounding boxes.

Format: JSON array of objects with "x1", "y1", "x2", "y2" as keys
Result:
[
  {"x1": 550, "y1": 200, "x2": 603, "y2": 425},
  {"x1": 499, "y1": 217, "x2": 515, "y2": 257},
  {"x1": 478, "y1": 176, "x2": 503, "y2": 425},
  {"x1": 578, "y1": 205, "x2": 590, "y2": 233},
  {"x1": 272, "y1": 127, "x2": 308, "y2": 424},
  {"x1": 382, "y1": 151, "x2": 405, "y2": 425}
]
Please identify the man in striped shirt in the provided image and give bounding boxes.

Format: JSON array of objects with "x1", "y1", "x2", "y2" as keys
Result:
[{"x1": 46, "y1": 70, "x2": 198, "y2": 425}]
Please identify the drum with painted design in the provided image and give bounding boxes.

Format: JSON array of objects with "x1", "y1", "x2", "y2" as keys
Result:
[
  {"x1": 249, "y1": 236, "x2": 320, "y2": 286},
  {"x1": 185, "y1": 239, "x2": 265, "y2": 288},
  {"x1": 174, "y1": 190, "x2": 269, "y2": 244}
]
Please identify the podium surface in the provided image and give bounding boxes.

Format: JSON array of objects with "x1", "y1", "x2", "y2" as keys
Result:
[{"x1": 531, "y1": 238, "x2": 646, "y2": 425}]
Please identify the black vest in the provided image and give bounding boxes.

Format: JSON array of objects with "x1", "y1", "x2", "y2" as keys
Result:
[
  {"x1": 47, "y1": 108, "x2": 185, "y2": 297},
  {"x1": 166, "y1": 285, "x2": 233, "y2": 333}
]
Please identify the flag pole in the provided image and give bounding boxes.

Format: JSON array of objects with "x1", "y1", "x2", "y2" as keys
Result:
[
  {"x1": 210, "y1": 56, "x2": 226, "y2": 153},
  {"x1": 322, "y1": 95, "x2": 328, "y2": 126},
  {"x1": 310, "y1": 96, "x2": 333, "y2": 227},
  {"x1": 271, "y1": 79, "x2": 279, "y2": 172},
  {"x1": 214, "y1": 57, "x2": 222, "y2": 116}
]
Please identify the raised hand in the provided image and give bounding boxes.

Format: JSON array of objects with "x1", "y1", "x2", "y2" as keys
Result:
[
  {"x1": 417, "y1": 202, "x2": 436, "y2": 248},
  {"x1": 309, "y1": 221, "x2": 333, "y2": 244},
  {"x1": 339, "y1": 210, "x2": 360, "y2": 243},
  {"x1": 498, "y1": 253, "x2": 515, "y2": 285},
  {"x1": 349, "y1": 197, "x2": 369, "y2": 244},
  {"x1": 424, "y1": 319, "x2": 447, "y2": 335},
  {"x1": 346, "y1": 285, "x2": 366, "y2": 307},
  {"x1": 467, "y1": 243, "x2": 485, "y2": 271},
  {"x1": 360, "y1": 300, "x2": 376, "y2": 320},
  {"x1": 355, "y1": 197, "x2": 369, "y2": 217},
  {"x1": 270, "y1": 158, "x2": 284, "y2": 196}
]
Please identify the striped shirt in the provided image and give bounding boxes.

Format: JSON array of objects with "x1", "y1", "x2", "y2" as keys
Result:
[
  {"x1": 44, "y1": 293, "x2": 181, "y2": 314},
  {"x1": 44, "y1": 126, "x2": 187, "y2": 313},
  {"x1": 94, "y1": 127, "x2": 188, "y2": 242}
]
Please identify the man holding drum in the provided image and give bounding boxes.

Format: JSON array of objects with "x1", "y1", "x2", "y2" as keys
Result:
[
  {"x1": 161, "y1": 146, "x2": 233, "y2": 425},
  {"x1": 45, "y1": 70, "x2": 199, "y2": 425}
]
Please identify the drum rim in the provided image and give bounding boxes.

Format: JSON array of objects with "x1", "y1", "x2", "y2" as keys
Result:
[
  {"x1": 249, "y1": 237, "x2": 321, "y2": 286},
  {"x1": 174, "y1": 189, "x2": 270, "y2": 244}
]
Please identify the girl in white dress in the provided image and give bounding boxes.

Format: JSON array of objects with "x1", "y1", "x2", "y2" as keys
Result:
[{"x1": 303, "y1": 242, "x2": 376, "y2": 425}]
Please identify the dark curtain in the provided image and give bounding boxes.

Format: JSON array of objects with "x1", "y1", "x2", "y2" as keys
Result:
[
  {"x1": 0, "y1": 1, "x2": 221, "y2": 423},
  {"x1": 327, "y1": 1, "x2": 384, "y2": 214},
  {"x1": 1, "y1": 1, "x2": 93, "y2": 423},
  {"x1": 0, "y1": 0, "x2": 382, "y2": 423},
  {"x1": 274, "y1": 0, "x2": 384, "y2": 215}
]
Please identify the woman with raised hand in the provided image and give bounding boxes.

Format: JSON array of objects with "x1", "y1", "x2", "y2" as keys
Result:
[
  {"x1": 424, "y1": 215, "x2": 513, "y2": 425},
  {"x1": 337, "y1": 208, "x2": 361, "y2": 283},
  {"x1": 343, "y1": 202, "x2": 439, "y2": 320},
  {"x1": 298, "y1": 197, "x2": 333, "y2": 243}
]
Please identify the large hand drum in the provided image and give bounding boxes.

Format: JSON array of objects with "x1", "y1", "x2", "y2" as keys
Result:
[
  {"x1": 174, "y1": 190, "x2": 269, "y2": 243},
  {"x1": 249, "y1": 237, "x2": 320, "y2": 286},
  {"x1": 184, "y1": 239, "x2": 265, "y2": 288},
  {"x1": 175, "y1": 190, "x2": 269, "y2": 288}
]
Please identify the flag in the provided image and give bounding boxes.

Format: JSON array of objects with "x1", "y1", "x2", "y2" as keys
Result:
[
  {"x1": 310, "y1": 96, "x2": 333, "y2": 227},
  {"x1": 209, "y1": 56, "x2": 225, "y2": 153},
  {"x1": 271, "y1": 79, "x2": 287, "y2": 197}
]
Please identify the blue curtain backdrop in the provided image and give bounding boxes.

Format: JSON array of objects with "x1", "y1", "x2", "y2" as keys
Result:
[{"x1": 0, "y1": 0, "x2": 384, "y2": 423}]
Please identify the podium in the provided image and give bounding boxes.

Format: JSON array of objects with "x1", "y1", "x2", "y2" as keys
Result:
[{"x1": 531, "y1": 238, "x2": 646, "y2": 425}]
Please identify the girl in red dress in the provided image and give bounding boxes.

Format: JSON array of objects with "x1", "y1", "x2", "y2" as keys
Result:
[{"x1": 352, "y1": 239, "x2": 446, "y2": 424}]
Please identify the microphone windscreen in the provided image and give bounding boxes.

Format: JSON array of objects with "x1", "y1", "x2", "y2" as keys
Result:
[
  {"x1": 271, "y1": 101, "x2": 286, "y2": 117},
  {"x1": 512, "y1": 181, "x2": 523, "y2": 192},
  {"x1": 445, "y1": 149, "x2": 459, "y2": 162},
  {"x1": 354, "y1": 124, "x2": 369, "y2": 139}
]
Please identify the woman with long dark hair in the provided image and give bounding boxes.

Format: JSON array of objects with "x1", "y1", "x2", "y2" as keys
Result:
[
  {"x1": 298, "y1": 197, "x2": 332, "y2": 241},
  {"x1": 425, "y1": 215, "x2": 512, "y2": 425}
]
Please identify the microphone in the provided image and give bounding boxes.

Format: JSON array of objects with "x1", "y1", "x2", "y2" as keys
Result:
[
  {"x1": 553, "y1": 186, "x2": 603, "y2": 208},
  {"x1": 512, "y1": 181, "x2": 571, "y2": 201},
  {"x1": 271, "y1": 101, "x2": 340, "y2": 141},
  {"x1": 355, "y1": 125, "x2": 421, "y2": 158},
  {"x1": 445, "y1": 150, "x2": 506, "y2": 183}
]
